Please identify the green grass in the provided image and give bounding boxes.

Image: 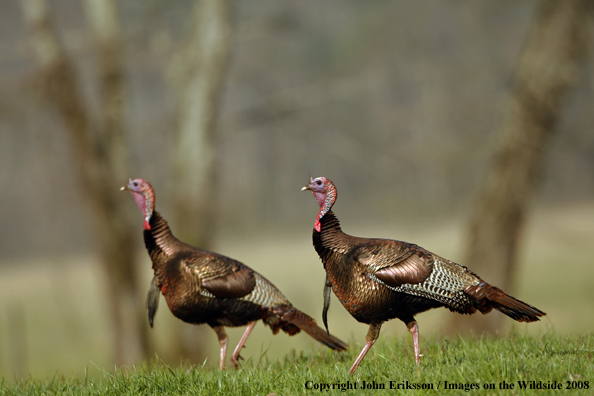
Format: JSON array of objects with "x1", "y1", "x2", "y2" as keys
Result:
[
  {"x1": 1, "y1": 203, "x2": 593, "y2": 390},
  {"x1": 2, "y1": 332, "x2": 592, "y2": 395}
]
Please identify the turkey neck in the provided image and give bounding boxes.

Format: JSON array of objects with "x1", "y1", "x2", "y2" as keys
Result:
[
  {"x1": 143, "y1": 211, "x2": 186, "y2": 265},
  {"x1": 312, "y1": 210, "x2": 353, "y2": 269}
]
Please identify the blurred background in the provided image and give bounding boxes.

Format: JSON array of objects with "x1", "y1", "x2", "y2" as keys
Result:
[{"x1": 1, "y1": 0, "x2": 594, "y2": 380}]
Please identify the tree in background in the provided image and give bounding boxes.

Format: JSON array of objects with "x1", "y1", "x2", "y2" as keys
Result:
[
  {"x1": 20, "y1": 0, "x2": 149, "y2": 363},
  {"x1": 170, "y1": 0, "x2": 231, "y2": 249},
  {"x1": 167, "y1": 0, "x2": 232, "y2": 363},
  {"x1": 448, "y1": 0, "x2": 593, "y2": 335},
  {"x1": 20, "y1": 0, "x2": 233, "y2": 365}
]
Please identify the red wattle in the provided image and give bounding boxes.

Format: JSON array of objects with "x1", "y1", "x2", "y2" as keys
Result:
[
  {"x1": 315, "y1": 219, "x2": 321, "y2": 232},
  {"x1": 143, "y1": 220, "x2": 152, "y2": 230}
]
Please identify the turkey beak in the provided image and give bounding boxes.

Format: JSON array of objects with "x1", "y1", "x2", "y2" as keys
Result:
[
  {"x1": 120, "y1": 178, "x2": 132, "y2": 191},
  {"x1": 301, "y1": 177, "x2": 314, "y2": 191}
]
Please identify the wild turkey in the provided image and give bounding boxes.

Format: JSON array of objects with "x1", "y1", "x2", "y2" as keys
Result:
[
  {"x1": 122, "y1": 178, "x2": 347, "y2": 369},
  {"x1": 302, "y1": 176, "x2": 545, "y2": 374}
]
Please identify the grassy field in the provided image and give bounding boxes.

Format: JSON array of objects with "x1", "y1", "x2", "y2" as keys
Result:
[
  {"x1": 0, "y1": 202, "x2": 593, "y2": 391},
  {"x1": 1, "y1": 332, "x2": 592, "y2": 395}
]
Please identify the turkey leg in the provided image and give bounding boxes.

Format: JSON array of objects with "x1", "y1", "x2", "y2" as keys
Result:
[
  {"x1": 349, "y1": 322, "x2": 382, "y2": 374},
  {"x1": 231, "y1": 321, "x2": 256, "y2": 369},
  {"x1": 407, "y1": 320, "x2": 422, "y2": 366},
  {"x1": 213, "y1": 326, "x2": 229, "y2": 370}
]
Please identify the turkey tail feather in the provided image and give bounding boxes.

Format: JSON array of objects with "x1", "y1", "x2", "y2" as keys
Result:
[
  {"x1": 272, "y1": 305, "x2": 348, "y2": 351},
  {"x1": 491, "y1": 294, "x2": 545, "y2": 323},
  {"x1": 465, "y1": 282, "x2": 546, "y2": 323}
]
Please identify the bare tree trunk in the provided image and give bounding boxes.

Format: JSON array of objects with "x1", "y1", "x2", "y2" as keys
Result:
[
  {"x1": 82, "y1": 0, "x2": 153, "y2": 362},
  {"x1": 170, "y1": 0, "x2": 231, "y2": 248},
  {"x1": 448, "y1": 0, "x2": 592, "y2": 335},
  {"x1": 166, "y1": 0, "x2": 232, "y2": 362},
  {"x1": 21, "y1": 0, "x2": 149, "y2": 364}
]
